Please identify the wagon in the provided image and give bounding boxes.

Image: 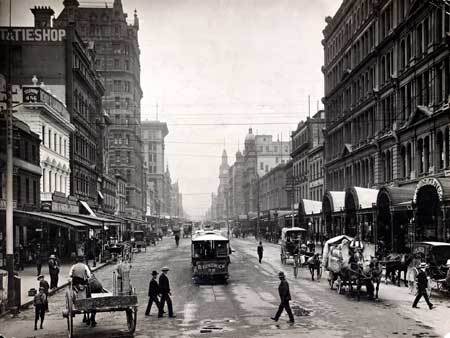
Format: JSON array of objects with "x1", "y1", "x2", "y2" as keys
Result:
[
  {"x1": 63, "y1": 272, "x2": 138, "y2": 338},
  {"x1": 279, "y1": 227, "x2": 306, "y2": 265}
]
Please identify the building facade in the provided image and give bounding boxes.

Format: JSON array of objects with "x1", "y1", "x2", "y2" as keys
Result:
[
  {"x1": 55, "y1": 0, "x2": 145, "y2": 220},
  {"x1": 141, "y1": 121, "x2": 169, "y2": 217},
  {"x1": 14, "y1": 83, "x2": 75, "y2": 202},
  {"x1": 0, "y1": 7, "x2": 105, "y2": 212},
  {"x1": 322, "y1": 0, "x2": 450, "y2": 248},
  {"x1": 291, "y1": 111, "x2": 325, "y2": 204},
  {"x1": 215, "y1": 149, "x2": 230, "y2": 220}
]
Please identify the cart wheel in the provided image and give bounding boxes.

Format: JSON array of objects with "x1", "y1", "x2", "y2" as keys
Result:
[
  {"x1": 126, "y1": 308, "x2": 137, "y2": 333},
  {"x1": 65, "y1": 290, "x2": 74, "y2": 338},
  {"x1": 336, "y1": 276, "x2": 343, "y2": 294}
]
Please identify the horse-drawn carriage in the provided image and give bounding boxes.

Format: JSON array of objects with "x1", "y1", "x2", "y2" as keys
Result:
[
  {"x1": 63, "y1": 269, "x2": 137, "y2": 338},
  {"x1": 323, "y1": 235, "x2": 379, "y2": 300},
  {"x1": 406, "y1": 242, "x2": 450, "y2": 297},
  {"x1": 131, "y1": 230, "x2": 146, "y2": 252},
  {"x1": 280, "y1": 227, "x2": 307, "y2": 264}
]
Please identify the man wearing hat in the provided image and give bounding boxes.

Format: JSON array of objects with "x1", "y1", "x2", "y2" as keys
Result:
[
  {"x1": 412, "y1": 263, "x2": 434, "y2": 310},
  {"x1": 33, "y1": 286, "x2": 47, "y2": 330},
  {"x1": 37, "y1": 275, "x2": 49, "y2": 312},
  {"x1": 158, "y1": 267, "x2": 176, "y2": 318},
  {"x1": 48, "y1": 254, "x2": 60, "y2": 289},
  {"x1": 271, "y1": 271, "x2": 295, "y2": 323},
  {"x1": 145, "y1": 271, "x2": 161, "y2": 316}
]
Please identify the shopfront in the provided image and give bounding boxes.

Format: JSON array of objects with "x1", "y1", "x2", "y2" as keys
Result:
[
  {"x1": 413, "y1": 177, "x2": 450, "y2": 242},
  {"x1": 322, "y1": 191, "x2": 345, "y2": 238},
  {"x1": 298, "y1": 199, "x2": 322, "y2": 239},
  {"x1": 375, "y1": 186, "x2": 414, "y2": 253},
  {"x1": 344, "y1": 187, "x2": 378, "y2": 240}
]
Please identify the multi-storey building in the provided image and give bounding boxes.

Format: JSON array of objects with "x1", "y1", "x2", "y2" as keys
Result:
[
  {"x1": 14, "y1": 83, "x2": 75, "y2": 203},
  {"x1": 141, "y1": 121, "x2": 169, "y2": 217},
  {"x1": 0, "y1": 6, "x2": 105, "y2": 212},
  {"x1": 170, "y1": 182, "x2": 183, "y2": 218},
  {"x1": 322, "y1": 0, "x2": 450, "y2": 249},
  {"x1": 291, "y1": 111, "x2": 325, "y2": 203},
  {"x1": 54, "y1": 0, "x2": 145, "y2": 220},
  {"x1": 0, "y1": 117, "x2": 41, "y2": 267},
  {"x1": 260, "y1": 163, "x2": 289, "y2": 212},
  {"x1": 226, "y1": 150, "x2": 245, "y2": 219}
]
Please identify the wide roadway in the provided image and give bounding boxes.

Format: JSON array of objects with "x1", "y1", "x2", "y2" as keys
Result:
[{"x1": 0, "y1": 233, "x2": 443, "y2": 338}]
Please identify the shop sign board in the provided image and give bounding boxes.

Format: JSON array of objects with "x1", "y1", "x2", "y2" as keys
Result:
[
  {"x1": 413, "y1": 177, "x2": 444, "y2": 203},
  {"x1": 0, "y1": 28, "x2": 66, "y2": 42}
]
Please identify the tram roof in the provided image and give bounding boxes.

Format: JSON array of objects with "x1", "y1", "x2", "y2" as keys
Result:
[
  {"x1": 192, "y1": 234, "x2": 229, "y2": 242},
  {"x1": 416, "y1": 241, "x2": 450, "y2": 247}
]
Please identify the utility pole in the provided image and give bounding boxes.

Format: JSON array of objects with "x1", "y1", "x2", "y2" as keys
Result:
[
  {"x1": 4, "y1": 0, "x2": 16, "y2": 309},
  {"x1": 256, "y1": 175, "x2": 260, "y2": 240}
]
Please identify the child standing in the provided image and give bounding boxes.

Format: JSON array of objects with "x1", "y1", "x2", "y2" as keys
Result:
[{"x1": 34, "y1": 286, "x2": 47, "y2": 330}]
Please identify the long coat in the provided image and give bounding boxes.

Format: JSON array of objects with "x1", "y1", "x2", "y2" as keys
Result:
[
  {"x1": 159, "y1": 274, "x2": 170, "y2": 294},
  {"x1": 278, "y1": 279, "x2": 291, "y2": 301}
]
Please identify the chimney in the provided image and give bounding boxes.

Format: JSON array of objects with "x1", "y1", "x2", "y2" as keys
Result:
[{"x1": 30, "y1": 6, "x2": 55, "y2": 28}]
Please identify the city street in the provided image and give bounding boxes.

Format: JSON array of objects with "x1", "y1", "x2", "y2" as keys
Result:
[{"x1": 0, "y1": 234, "x2": 448, "y2": 338}]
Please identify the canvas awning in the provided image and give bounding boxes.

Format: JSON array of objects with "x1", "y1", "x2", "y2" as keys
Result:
[
  {"x1": 8, "y1": 210, "x2": 87, "y2": 231},
  {"x1": 345, "y1": 186, "x2": 378, "y2": 210},
  {"x1": 322, "y1": 191, "x2": 345, "y2": 213},
  {"x1": 80, "y1": 200, "x2": 96, "y2": 217},
  {"x1": 299, "y1": 199, "x2": 322, "y2": 216}
]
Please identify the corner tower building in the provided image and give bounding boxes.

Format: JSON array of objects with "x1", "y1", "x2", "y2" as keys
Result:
[{"x1": 54, "y1": 0, "x2": 145, "y2": 219}]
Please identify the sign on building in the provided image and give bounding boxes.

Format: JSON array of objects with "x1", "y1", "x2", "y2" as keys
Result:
[{"x1": 0, "y1": 28, "x2": 66, "y2": 42}]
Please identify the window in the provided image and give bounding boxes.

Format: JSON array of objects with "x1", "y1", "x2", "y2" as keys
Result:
[
  {"x1": 33, "y1": 180, "x2": 37, "y2": 205},
  {"x1": 114, "y1": 80, "x2": 121, "y2": 92},
  {"x1": 48, "y1": 129, "x2": 52, "y2": 149},
  {"x1": 64, "y1": 139, "x2": 67, "y2": 157},
  {"x1": 16, "y1": 176, "x2": 21, "y2": 203},
  {"x1": 125, "y1": 60, "x2": 130, "y2": 70},
  {"x1": 49, "y1": 170, "x2": 52, "y2": 192},
  {"x1": 32, "y1": 144, "x2": 37, "y2": 163},
  {"x1": 25, "y1": 178, "x2": 29, "y2": 203},
  {"x1": 54, "y1": 133, "x2": 57, "y2": 151},
  {"x1": 114, "y1": 59, "x2": 120, "y2": 69},
  {"x1": 260, "y1": 162, "x2": 264, "y2": 170},
  {"x1": 59, "y1": 136, "x2": 62, "y2": 154},
  {"x1": 42, "y1": 125, "x2": 45, "y2": 146},
  {"x1": 115, "y1": 96, "x2": 120, "y2": 108}
]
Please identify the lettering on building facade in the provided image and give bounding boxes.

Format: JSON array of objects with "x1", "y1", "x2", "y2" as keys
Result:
[{"x1": 0, "y1": 28, "x2": 66, "y2": 42}]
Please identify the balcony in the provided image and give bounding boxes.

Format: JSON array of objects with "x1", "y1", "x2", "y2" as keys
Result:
[{"x1": 22, "y1": 86, "x2": 70, "y2": 121}]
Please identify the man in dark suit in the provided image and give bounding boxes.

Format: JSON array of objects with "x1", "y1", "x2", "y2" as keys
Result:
[
  {"x1": 271, "y1": 271, "x2": 295, "y2": 323},
  {"x1": 412, "y1": 263, "x2": 434, "y2": 310},
  {"x1": 158, "y1": 267, "x2": 176, "y2": 318},
  {"x1": 145, "y1": 271, "x2": 161, "y2": 316}
]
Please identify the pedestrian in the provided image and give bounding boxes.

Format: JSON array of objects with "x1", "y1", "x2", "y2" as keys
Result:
[
  {"x1": 33, "y1": 286, "x2": 47, "y2": 330},
  {"x1": 69, "y1": 256, "x2": 91, "y2": 288},
  {"x1": 145, "y1": 270, "x2": 161, "y2": 316},
  {"x1": 158, "y1": 267, "x2": 176, "y2": 318},
  {"x1": 35, "y1": 245, "x2": 42, "y2": 276},
  {"x1": 48, "y1": 254, "x2": 60, "y2": 289},
  {"x1": 271, "y1": 271, "x2": 295, "y2": 323},
  {"x1": 412, "y1": 262, "x2": 434, "y2": 310},
  {"x1": 257, "y1": 241, "x2": 264, "y2": 264},
  {"x1": 37, "y1": 275, "x2": 50, "y2": 312}
]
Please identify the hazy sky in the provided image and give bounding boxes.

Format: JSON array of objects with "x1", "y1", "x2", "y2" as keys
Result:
[{"x1": 0, "y1": 0, "x2": 340, "y2": 218}]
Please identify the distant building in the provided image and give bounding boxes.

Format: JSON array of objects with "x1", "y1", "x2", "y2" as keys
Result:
[
  {"x1": 215, "y1": 149, "x2": 229, "y2": 220},
  {"x1": 141, "y1": 121, "x2": 169, "y2": 217}
]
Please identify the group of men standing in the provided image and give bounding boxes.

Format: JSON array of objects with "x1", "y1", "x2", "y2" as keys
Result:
[{"x1": 145, "y1": 267, "x2": 176, "y2": 318}]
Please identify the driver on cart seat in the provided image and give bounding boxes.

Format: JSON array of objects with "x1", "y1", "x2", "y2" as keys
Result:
[{"x1": 70, "y1": 256, "x2": 92, "y2": 290}]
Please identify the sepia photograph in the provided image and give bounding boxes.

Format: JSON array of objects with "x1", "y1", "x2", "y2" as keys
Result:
[{"x1": 0, "y1": 0, "x2": 450, "y2": 337}]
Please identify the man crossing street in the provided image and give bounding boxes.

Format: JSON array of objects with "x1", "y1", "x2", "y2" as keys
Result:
[
  {"x1": 145, "y1": 271, "x2": 161, "y2": 316},
  {"x1": 158, "y1": 267, "x2": 176, "y2": 318},
  {"x1": 271, "y1": 271, "x2": 295, "y2": 323},
  {"x1": 257, "y1": 241, "x2": 264, "y2": 263}
]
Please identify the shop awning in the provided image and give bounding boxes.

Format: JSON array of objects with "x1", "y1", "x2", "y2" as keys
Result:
[
  {"x1": 299, "y1": 199, "x2": 322, "y2": 216},
  {"x1": 377, "y1": 186, "x2": 415, "y2": 208},
  {"x1": 323, "y1": 191, "x2": 345, "y2": 213},
  {"x1": 10, "y1": 210, "x2": 87, "y2": 231},
  {"x1": 346, "y1": 187, "x2": 378, "y2": 209},
  {"x1": 80, "y1": 200, "x2": 96, "y2": 217}
]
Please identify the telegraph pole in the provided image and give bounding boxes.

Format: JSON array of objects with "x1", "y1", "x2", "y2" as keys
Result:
[{"x1": 4, "y1": 0, "x2": 16, "y2": 309}]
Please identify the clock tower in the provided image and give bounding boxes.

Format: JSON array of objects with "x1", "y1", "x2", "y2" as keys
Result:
[{"x1": 217, "y1": 149, "x2": 230, "y2": 219}]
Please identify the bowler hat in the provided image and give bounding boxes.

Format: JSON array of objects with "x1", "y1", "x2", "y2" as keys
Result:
[
  {"x1": 419, "y1": 262, "x2": 427, "y2": 268},
  {"x1": 152, "y1": 270, "x2": 158, "y2": 276},
  {"x1": 161, "y1": 267, "x2": 170, "y2": 271},
  {"x1": 39, "y1": 286, "x2": 45, "y2": 290},
  {"x1": 278, "y1": 271, "x2": 285, "y2": 278},
  {"x1": 37, "y1": 275, "x2": 44, "y2": 280},
  {"x1": 49, "y1": 254, "x2": 56, "y2": 259}
]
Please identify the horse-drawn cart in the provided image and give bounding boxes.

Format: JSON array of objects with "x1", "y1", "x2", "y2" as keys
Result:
[
  {"x1": 323, "y1": 235, "x2": 377, "y2": 300},
  {"x1": 63, "y1": 272, "x2": 138, "y2": 338}
]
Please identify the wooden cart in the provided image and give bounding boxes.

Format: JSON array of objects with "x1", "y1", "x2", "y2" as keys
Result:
[{"x1": 63, "y1": 273, "x2": 138, "y2": 338}]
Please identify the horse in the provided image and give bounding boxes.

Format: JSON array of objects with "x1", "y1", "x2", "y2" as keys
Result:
[
  {"x1": 307, "y1": 253, "x2": 321, "y2": 281},
  {"x1": 82, "y1": 274, "x2": 104, "y2": 327},
  {"x1": 369, "y1": 257, "x2": 383, "y2": 300},
  {"x1": 383, "y1": 253, "x2": 413, "y2": 287}
]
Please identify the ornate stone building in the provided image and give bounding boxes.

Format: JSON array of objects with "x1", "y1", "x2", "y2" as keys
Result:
[
  {"x1": 215, "y1": 150, "x2": 230, "y2": 220},
  {"x1": 55, "y1": 0, "x2": 145, "y2": 220},
  {"x1": 322, "y1": 0, "x2": 450, "y2": 248}
]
